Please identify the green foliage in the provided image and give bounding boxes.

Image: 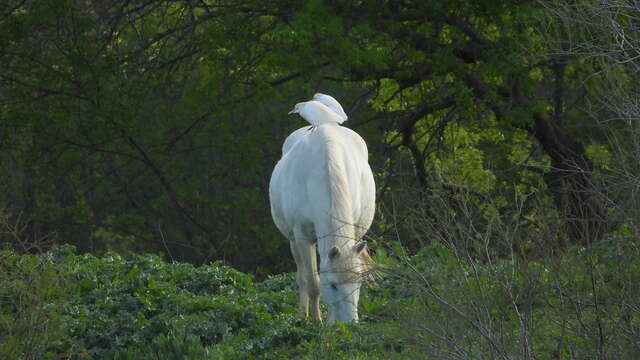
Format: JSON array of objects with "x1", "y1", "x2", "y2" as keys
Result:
[
  {"x1": 358, "y1": 237, "x2": 640, "y2": 359},
  {"x1": 0, "y1": 248, "x2": 70, "y2": 359},
  {"x1": 114, "y1": 329, "x2": 211, "y2": 360},
  {"x1": 0, "y1": 0, "x2": 313, "y2": 272},
  {"x1": 0, "y1": 245, "x2": 383, "y2": 359},
  {"x1": 0, "y1": 0, "x2": 626, "y2": 271},
  {"x1": 3, "y1": 234, "x2": 640, "y2": 359},
  {"x1": 47, "y1": 246, "x2": 303, "y2": 358}
]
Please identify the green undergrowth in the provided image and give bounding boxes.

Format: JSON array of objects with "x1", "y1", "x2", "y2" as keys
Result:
[
  {"x1": 363, "y1": 239, "x2": 640, "y2": 359},
  {"x1": 0, "y1": 245, "x2": 392, "y2": 359},
  {"x1": 1, "y1": 240, "x2": 640, "y2": 359}
]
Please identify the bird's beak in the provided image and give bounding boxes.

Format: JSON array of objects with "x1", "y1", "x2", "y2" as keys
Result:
[{"x1": 287, "y1": 109, "x2": 296, "y2": 115}]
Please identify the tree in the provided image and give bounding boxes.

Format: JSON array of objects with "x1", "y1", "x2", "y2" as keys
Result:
[
  {"x1": 0, "y1": 0, "x2": 622, "y2": 272},
  {"x1": 543, "y1": 0, "x2": 640, "y2": 240},
  {"x1": 0, "y1": 0, "x2": 317, "y2": 271},
  {"x1": 266, "y1": 0, "x2": 611, "y2": 246}
]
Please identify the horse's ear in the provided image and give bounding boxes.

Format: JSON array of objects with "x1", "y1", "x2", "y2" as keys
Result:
[
  {"x1": 329, "y1": 246, "x2": 340, "y2": 261},
  {"x1": 353, "y1": 241, "x2": 367, "y2": 254}
]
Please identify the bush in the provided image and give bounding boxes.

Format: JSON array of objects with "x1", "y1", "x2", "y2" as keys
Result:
[
  {"x1": 1, "y1": 245, "x2": 382, "y2": 359},
  {"x1": 4, "y1": 235, "x2": 639, "y2": 359},
  {"x1": 46, "y1": 246, "x2": 314, "y2": 358},
  {"x1": 365, "y1": 232, "x2": 640, "y2": 359},
  {"x1": 0, "y1": 249, "x2": 70, "y2": 359}
]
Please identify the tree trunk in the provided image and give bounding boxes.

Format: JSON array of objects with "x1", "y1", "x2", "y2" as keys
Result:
[{"x1": 532, "y1": 114, "x2": 607, "y2": 245}]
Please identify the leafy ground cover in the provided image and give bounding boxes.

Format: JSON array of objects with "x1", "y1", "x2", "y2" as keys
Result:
[
  {"x1": 2, "y1": 240, "x2": 639, "y2": 359},
  {"x1": 0, "y1": 245, "x2": 388, "y2": 359}
]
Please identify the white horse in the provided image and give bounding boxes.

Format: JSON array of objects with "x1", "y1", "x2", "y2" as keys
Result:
[{"x1": 269, "y1": 102, "x2": 375, "y2": 323}]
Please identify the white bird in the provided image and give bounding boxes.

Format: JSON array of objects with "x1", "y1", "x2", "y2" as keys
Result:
[
  {"x1": 313, "y1": 93, "x2": 348, "y2": 123},
  {"x1": 288, "y1": 100, "x2": 344, "y2": 127}
]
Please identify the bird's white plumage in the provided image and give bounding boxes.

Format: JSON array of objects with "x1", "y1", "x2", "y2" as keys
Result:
[
  {"x1": 289, "y1": 100, "x2": 344, "y2": 126},
  {"x1": 313, "y1": 93, "x2": 348, "y2": 122}
]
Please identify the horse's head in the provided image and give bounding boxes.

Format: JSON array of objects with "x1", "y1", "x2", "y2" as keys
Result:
[{"x1": 319, "y1": 241, "x2": 372, "y2": 323}]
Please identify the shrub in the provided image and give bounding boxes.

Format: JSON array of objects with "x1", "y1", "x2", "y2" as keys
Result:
[
  {"x1": 1, "y1": 245, "x2": 355, "y2": 359},
  {"x1": 7, "y1": 235, "x2": 638, "y2": 359},
  {"x1": 365, "y1": 221, "x2": 640, "y2": 359},
  {"x1": 0, "y1": 249, "x2": 70, "y2": 359}
]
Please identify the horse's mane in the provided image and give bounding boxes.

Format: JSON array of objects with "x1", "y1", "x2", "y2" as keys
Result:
[{"x1": 359, "y1": 247, "x2": 379, "y2": 283}]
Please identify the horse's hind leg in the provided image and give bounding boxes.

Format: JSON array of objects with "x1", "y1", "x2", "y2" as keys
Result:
[
  {"x1": 293, "y1": 226, "x2": 322, "y2": 323},
  {"x1": 290, "y1": 240, "x2": 309, "y2": 317}
]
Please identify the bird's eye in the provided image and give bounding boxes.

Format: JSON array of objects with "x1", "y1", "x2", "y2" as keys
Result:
[{"x1": 330, "y1": 283, "x2": 337, "y2": 290}]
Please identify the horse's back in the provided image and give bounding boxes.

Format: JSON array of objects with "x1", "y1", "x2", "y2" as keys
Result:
[{"x1": 269, "y1": 124, "x2": 374, "y2": 240}]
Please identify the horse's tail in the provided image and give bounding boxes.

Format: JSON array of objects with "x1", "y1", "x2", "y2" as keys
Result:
[{"x1": 323, "y1": 133, "x2": 356, "y2": 250}]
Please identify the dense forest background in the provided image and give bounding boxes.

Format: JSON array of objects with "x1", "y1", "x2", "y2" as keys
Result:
[
  {"x1": 0, "y1": 0, "x2": 638, "y2": 273},
  {"x1": 3, "y1": 0, "x2": 640, "y2": 358}
]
